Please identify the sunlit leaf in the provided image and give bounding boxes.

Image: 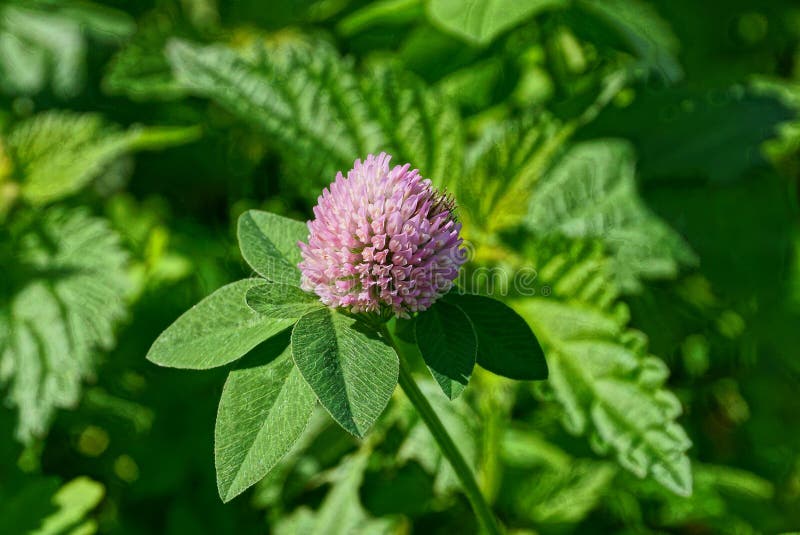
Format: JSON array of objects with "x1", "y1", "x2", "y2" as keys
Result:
[
  {"x1": 146, "y1": 279, "x2": 295, "y2": 369},
  {"x1": 527, "y1": 139, "x2": 697, "y2": 292},
  {"x1": 5, "y1": 111, "x2": 199, "y2": 206},
  {"x1": 0, "y1": 208, "x2": 128, "y2": 443},
  {"x1": 237, "y1": 210, "x2": 308, "y2": 285},
  {"x1": 291, "y1": 308, "x2": 398, "y2": 437},
  {"x1": 215, "y1": 338, "x2": 316, "y2": 502},
  {"x1": 245, "y1": 282, "x2": 322, "y2": 319},
  {"x1": 427, "y1": 0, "x2": 566, "y2": 46},
  {"x1": 515, "y1": 296, "x2": 693, "y2": 496},
  {"x1": 166, "y1": 38, "x2": 462, "y2": 191}
]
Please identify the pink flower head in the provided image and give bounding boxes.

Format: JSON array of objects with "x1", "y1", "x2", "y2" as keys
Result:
[{"x1": 298, "y1": 153, "x2": 467, "y2": 318}]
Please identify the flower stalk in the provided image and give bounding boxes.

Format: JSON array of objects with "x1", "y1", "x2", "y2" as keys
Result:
[{"x1": 381, "y1": 324, "x2": 502, "y2": 535}]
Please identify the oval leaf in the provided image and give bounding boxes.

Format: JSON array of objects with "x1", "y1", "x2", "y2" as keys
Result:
[
  {"x1": 215, "y1": 339, "x2": 316, "y2": 502},
  {"x1": 415, "y1": 300, "x2": 477, "y2": 399},
  {"x1": 291, "y1": 308, "x2": 398, "y2": 437},
  {"x1": 237, "y1": 210, "x2": 308, "y2": 285},
  {"x1": 428, "y1": 0, "x2": 566, "y2": 46},
  {"x1": 445, "y1": 293, "x2": 548, "y2": 380},
  {"x1": 245, "y1": 282, "x2": 322, "y2": 319},
  {"x1": 146, "y1": 280, "x2": 295, "y2": 369}
]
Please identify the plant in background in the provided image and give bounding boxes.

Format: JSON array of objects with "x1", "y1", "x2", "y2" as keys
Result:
[{"x1": 147, "y1": 153, "x2": 548, "y2": 533}]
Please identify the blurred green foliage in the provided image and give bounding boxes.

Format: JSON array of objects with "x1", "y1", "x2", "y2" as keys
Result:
[{"x1": 1, "y1": 0, "x2": 800, "y2": 533}]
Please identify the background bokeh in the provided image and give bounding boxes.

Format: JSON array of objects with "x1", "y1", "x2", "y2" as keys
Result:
[{"x1": 2, "y1": 0, "x2": 800, "y2": 533}]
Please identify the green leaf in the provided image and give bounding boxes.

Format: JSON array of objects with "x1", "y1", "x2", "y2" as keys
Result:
[
  {"x1": 237, "y1": 210, "x2": 307, "y2": 285},
  {"x1": 526, "y1": 139, "x2": 697, "y2": 292},
  {"x1": 444, "y1": 293, "x2": 547, "y2": 381},
  {"x1": 337, "y1": 0, "x2": 423, "y2": 37},
  {"x1": 414, "y1": 300, "x2": 476, "y2": 399},
  {"x1": 500, "y1": 428, "x2": 617, "y2": 525},
  {"x1": 167, "y1": 37, "x2": 381, "y2": 186},
  {"x1": 361, "y1": 60, "x2": 464, "y2": 188},
  {"x1": 166, "y1": 38, "x2": 462, "y2": 192},
  {"x1": 5, "y1": 111, "x2": 199, "y2": 206},
  {"x1": 427, "y1": 0, "x2": 566, "y2": 46},
  {"x1": 146, "y1": 279, "x2": 295, "y2": 369},
  {"x1": 459, "y1": 111, "x2": 572, "y2": 231},
  {"x1": 291, "y1": 308, "x2": 398, "y2": 437},
  {"x1": 515, "y1": 297, "x2": 693, "y2": 496},
  {"x1": 245, "y1": 282, "x2": 322, "y2": 319},
  {"x1": 0, "y1": 208, "x2": 128, "y2": 443},
  {"x1": 103, "y1": 6, "x2": 197, "y2": 101},
  {"x1": 215, "y1": 338, "x2": 316, "y2": 502}
]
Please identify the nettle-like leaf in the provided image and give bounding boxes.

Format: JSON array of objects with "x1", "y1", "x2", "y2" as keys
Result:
[
  {"x1": 427, "y1": 0, "x2": 566, "y2": 46},
  {"x1": 4, "y1": 111, "x2": 199, "y2": 206},
  {"x1": 165, "y1": 37, "x2": 462, "y2": 191},
  {"x1": 0, "y1": 208, "x2": 128, "y2": 442},
  {"x1": 514, "y1": 244, "x2": 692, "y2": 495},
  {"x1": 291, "y1": 308, "x2": 398, "y2": 438},
  {"x1": 500, "y1": 427, "x2": 617, "y2": 525},
  {"x1": 0, "y1": 0, "x2": 134, "y2": 97},
  {"x1": 527, "y1": 139, "x2": 698, "y2": 292},
  {"x1": 215, "y1": 336, "x2": 316, "y2": 502},
  {"x1": 459, "y1": 111, "x2": 571, "y2": 232},
  {"x1": 414, "y1": 300, "x2": 477, "y2": 399},
  {"x1": 103, "y1": 6, "x2": 205, "y2": 101}
]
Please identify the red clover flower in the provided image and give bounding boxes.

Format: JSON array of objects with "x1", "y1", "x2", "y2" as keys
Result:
[{"x1": 298, "y1": 153, "x2": 466, "y2": 318}]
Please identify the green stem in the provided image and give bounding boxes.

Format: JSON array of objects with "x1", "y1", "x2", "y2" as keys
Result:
[{"x1": 381, "y1": 325, "x2": 502, "y2": 535}]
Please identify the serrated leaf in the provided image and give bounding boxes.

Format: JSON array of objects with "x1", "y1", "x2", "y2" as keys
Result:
[
  {"x1": 146, "y1": 279, "x2": 295, "y2": 369},
  {"x1": 167, "y1": 37, "x2": 381, "y2": 185},
  {"x1": 445, "y1": 293, "x2": 547, "y2": 380},
  {"x1": 361, "y1": 61, "x2": 464, "y2": 188},
  {"x1": 0, "y1": 208, "x2": 128, "y2": 443},
  {"x1": 5, "y1": 111, "x2": 198, "y2": 206},
  {"x1": 514, "y1": 297, "x2": 693, "y2": 496},
  {"x1": 414, "y1": 300, "x2": 476, "y2": 399},
  {"x1": 427, "y1": 0, "x2": 566, "y2": 46},
  {"x1": 245, "y1": 282, "x2": 322, "y2": 319},
  {"x1": 526, "y1": 140, "x2": 697, "y2": 292},
  {"x1": 103, "y1": 6, "x2": 195, "y2": 101},
  {"x1": 500, "y1": 428, "x2": 616, "y2": 525},
  {"x1": 215, "y1": 338, "x2": 316, "y2": 502},
  {"x1": 460, "y1": 111, "x2": 572, "y2": 231},
  {"x1": 291, "y1": 308, "x2": 398, "y2": 437},
  {"x1": 237, "y1": 210, "x2": 308, "y2": 285},
  {"x1": 166, "y1": 38, "x2": 462, "y2": 191}
]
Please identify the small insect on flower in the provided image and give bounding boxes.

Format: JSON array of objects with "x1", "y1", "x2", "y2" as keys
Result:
[{"x1": 298, "y1": 153, "x2": 467, "y2": 318}]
